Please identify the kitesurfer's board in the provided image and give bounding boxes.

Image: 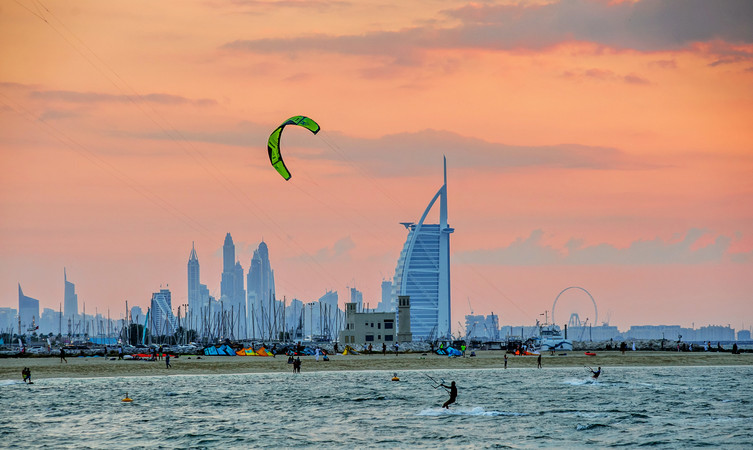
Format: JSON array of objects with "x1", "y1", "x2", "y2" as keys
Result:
[{"x1": 122, "y1": 398, "x2": 133, "y2": 402}]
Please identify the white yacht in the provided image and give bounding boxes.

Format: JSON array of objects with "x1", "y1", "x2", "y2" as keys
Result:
[{"x1": 539, "y1": 323, "x2": 573, "y2": 352}]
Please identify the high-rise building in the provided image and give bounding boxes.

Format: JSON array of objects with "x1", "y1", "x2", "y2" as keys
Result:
[
  {"x1": 18, "y1": 284, "x2": 40, "y2": 332},
  {"x1": 319, "y1": 290, "x2": 338, "y2": 310},
  {"x1": 286, "y1": 298, "x2": 304, "y2": 340},
  {"x1": 376, "y1": 280, "x2": 393, "y2": 312},
  {"x1": 247, "y1": 241, "x2": 275, "y2": 338},
  {"x1": 349, "y1": 287, "x2": 363, "y2": 310},
  {"x1": 130, "y1": 306, "x2": 144, "y2": 324},
  {"x1": 233, "y1": 260, "x2": 246, "y2": 334},
  {"x1": 0, "y1": 307, "x2": 18, "y2": 334},
  {"x1": 465, "y1": 314, "x2": 500, "y2": 341},
  {"x1": 187, "y1": 242, "x2": 200, "y2": 317},
  {"x1": 220, "y1": 233, "x2": 246, "y2": 335},
  {"x1": 150, "y1": 288, "x2": 177, "y2": 336},
  {"x1": 221, "y1": 233, "x2": 235, "y2": 301},
  {"x1": 392, "y1": 158, "x2": 453, "y2": 339},
  {"x1": 40, "y1": 308, "x2": 60, "y2": 334},
  {"x1": 63, "y1": 268, "x2": 78, "y2": 324}
]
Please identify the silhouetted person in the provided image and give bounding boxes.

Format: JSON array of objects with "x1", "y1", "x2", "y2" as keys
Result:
[
  {"x1": 440, "y1": 381, "x2": 457, "y2": 408},
  {"x1": 60, "y1": 348, "x2": 67, "y2": 363},
  {"x1": 537, "y1": 354, "x2": 542, "y2": 369},
  {"x1": 504, "y1": 353, "x2": 508, "y2": 369}
]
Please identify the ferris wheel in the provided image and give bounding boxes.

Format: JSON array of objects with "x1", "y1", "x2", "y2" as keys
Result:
[{"x1": 552, "y1": 286, "x2": 597, "y2": 326}]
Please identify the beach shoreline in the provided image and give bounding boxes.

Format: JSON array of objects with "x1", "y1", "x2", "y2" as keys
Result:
[{"x1": 2, "y1": 350, "x2": 750, "y2": 381}]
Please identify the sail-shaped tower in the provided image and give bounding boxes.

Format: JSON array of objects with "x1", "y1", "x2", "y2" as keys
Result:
[{"x1": 392, "y1": 158, "x2": 453, "y2": 339}]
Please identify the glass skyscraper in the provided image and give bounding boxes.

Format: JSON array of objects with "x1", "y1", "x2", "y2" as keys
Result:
[
  {"x1": 392, "y1": 158, "x2": 453, "y2": 339},
  {"x1": 187, "y1": 242, "x2": 200, "y2": 318},
  {"x1": 64, "y1": 268, "x2": 78, "y2": 323},
  {"x1": 246, "y1": 241, "x2": 275, "y2": 339},
  {"x1": 150, "y1": 288, "x2": 177, "y2": 336},
  {"x1": 18, "y1": 284, "x2": 40, "y2": 331}
]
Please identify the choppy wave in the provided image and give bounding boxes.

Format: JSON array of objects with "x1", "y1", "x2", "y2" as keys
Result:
[
  {"x1": 1, "y1": 366, "x2": 751, "y2": 447},
  {"x1": 576, "y1": 423, "x2": 610, "y2": 431}
]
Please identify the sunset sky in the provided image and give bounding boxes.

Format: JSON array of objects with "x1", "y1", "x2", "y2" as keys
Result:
[{"x1": 1, "y1": 0, "x2": 752, "y2": 334}]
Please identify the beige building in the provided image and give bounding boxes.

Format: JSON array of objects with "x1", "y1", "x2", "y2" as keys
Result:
[{"x1": 339, "y1": 295, "x2": 412, "y2": 346}]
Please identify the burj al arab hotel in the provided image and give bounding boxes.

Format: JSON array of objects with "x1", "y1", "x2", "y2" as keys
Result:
[{"x1": 392, "y1": 157, "x2": 454, "y2": 340}]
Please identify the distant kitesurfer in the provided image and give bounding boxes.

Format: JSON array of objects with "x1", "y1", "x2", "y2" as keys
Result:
[
  {"x1": 591, "y1": 366, "x2": 601, "y2": 379},
  {"x1": 60, "y1": 348, "x2": 67, "y2": 363},
  {"x1": 22, "y1": 367, "x2": 31, "y2": 383},
  {"x1": 439, "y1": 381, "x2": 457, "y2": 409}
]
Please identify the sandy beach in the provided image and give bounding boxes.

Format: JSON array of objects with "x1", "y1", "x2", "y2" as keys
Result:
[{"x1": 2, "y1": 350, "x2": 750, "y2": 381}]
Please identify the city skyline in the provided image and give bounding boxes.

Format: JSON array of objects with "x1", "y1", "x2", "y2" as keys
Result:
[{"x1": 1, "y1": 1, "x2": 752, "y2": 331}]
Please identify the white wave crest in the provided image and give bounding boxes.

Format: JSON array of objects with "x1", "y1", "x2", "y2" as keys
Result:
[{"x1": 418, "y1": 406, "x2": 528, "y2": 417}]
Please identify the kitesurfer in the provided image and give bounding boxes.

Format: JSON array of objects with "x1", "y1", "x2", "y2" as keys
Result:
[
  {"x1": 22, "y1": 367, "x2": 31, "y2": 383},
  {"x1": 591, "y1": 366, "x2": 601, "y2": 379},
  {"x1": 440, "y1": 381, "x2": 457, "y2": 409}
]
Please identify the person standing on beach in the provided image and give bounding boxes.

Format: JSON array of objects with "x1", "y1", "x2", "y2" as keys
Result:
[
  {"x1": 60, "y1": 348, "x2": 67, "y2": 363},
  {"x1": 165, "y1": 353, "x2": 171, "y2": 369},
  {"x1": 394, "y1": 342, "x2": 399, "y2": 356},
  {"x1": 504, "y1": 354, "x2": 508, "y2": 369},
  {"x1": 382, "y1": 343, "x2": 386, "y2": 355},
  {"x1": 537, "y1": 354, "x2": 542, "y2": 369}
]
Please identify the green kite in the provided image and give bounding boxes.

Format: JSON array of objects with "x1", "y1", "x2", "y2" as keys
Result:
[{"x1": 267, "y1": 115, "x2": 320, "y2": 180}]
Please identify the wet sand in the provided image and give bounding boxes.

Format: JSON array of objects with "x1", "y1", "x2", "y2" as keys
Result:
[{"x1": 2, "y1": 351, "x2": 750, "y2": 381}]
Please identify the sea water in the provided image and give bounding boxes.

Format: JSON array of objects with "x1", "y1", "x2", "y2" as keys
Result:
[{"x1": 1, "y1": 366, "x2": 751, "y2": 448}]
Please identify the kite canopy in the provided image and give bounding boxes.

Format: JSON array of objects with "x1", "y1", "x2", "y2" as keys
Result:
[{"x1": 267, "y1": 115, "x2": 320, "y2": 180}]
